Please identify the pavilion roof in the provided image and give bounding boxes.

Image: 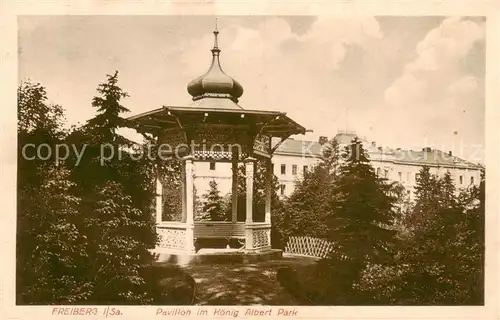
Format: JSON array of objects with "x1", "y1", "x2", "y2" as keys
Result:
[
  {"x1": 128, "y1": 26, "x2": 307, "y2": 140},
  {"x1": 127, "y1": 105, "x2": 306, "y2": 138}
]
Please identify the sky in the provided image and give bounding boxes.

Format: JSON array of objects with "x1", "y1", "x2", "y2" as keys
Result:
[{"x1": 18, "y1": 15, "x2": 485, "y2": 162}]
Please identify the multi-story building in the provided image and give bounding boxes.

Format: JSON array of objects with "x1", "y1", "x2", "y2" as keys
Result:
[
  {"x1": 193, "y1": 130, "x2": 482, "y2": 200},
  {"x1": 273, "y1": 131, "x2": 483, "y2": 199}
]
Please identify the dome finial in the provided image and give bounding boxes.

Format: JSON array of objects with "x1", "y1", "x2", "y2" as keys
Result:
[
  {"x1": 212, "y1": 18, "x2": 220, "y2": 55},
  {"x1": 187, "y1": 22, "x2": 244, "y2": 103}
]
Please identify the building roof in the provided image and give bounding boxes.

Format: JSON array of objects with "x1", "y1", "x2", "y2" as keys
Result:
[
  {"x1": 334, "y1": 132, "x2": 358, "y2": 145},
  {"x1": 272, "y1": 138, "x2": 323, "y2": 156},
  {"x1": 391, "y1": 148, "x2": 481, "y2": 169}
]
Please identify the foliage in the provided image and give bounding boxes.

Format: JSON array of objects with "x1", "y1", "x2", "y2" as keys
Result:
[
  {"x1": 276, "y1": 158, "x2": 334, "y2": 240},
  {"x1": 82, "y1": 181, "x2": 155, "y2": 304},
  {"x1": 320, "y1": 137, "x2": 399, "y2": 304},
  {"x1": 235, "y1": 159, "x2": 282, "y2": 223},
  {"x1": 17, "y1": 73, "x2": 167, "y2": 304},
  {"x1": 270, "y1": 135, "x2": 484, "y2": 306},
  {"x1": 158, "y1": 159, "x2": 183, "y2": 222},
  {"x1": 273, "y1": 138, "x2": 342, "y2": 246},
  {"x1": 17, "y1": 165, "x2": 90, "y2": 304},
  {"x1": 392, "y1": 167, "x2": 485, "y2": 304},
  {"x1": 65, "y1": 71, "x2": 158, "y2": 303},
  {"x1": 18, "y1": 81, "x2": 66, "y2": 137},
  {"x1": 17, "y1": 81, "x2": 89, "y2": 304},
  {"x1": 85, "y1": 71, "x2": 131, "y2": 145},
  {"x1": 200, "y1": 180, "x2": 228, "y2": 221}
]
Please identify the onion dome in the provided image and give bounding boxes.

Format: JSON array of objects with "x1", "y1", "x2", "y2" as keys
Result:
[{"x1": 187, "y1": 25, "x2": 244, "y2": 103}]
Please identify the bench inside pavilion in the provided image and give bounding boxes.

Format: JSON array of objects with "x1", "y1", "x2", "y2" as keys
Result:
[{"x1": 128, "y1": 26, "x2": 306, "y2": 262}]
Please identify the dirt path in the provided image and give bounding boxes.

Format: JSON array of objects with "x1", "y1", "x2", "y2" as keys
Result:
[{"x1": 182, "y1": 256, "x2": 317, "y2": 305}]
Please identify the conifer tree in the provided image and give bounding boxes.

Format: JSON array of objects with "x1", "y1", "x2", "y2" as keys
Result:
[
  {"x1": 440, "y1": 171, "x2": 456, "y2": 207},
  {"x1": 320, "y1": 137, "x2": 399, "y2": 304},
  {"x1": 86, "y1": 71, "x2": 131, "y2": 145},
  {"x1": 201, "y1": 180, "x2": 226, "y2": 221},
  {"x1": 405, "y1": 166, "x2": 440, "y2": 232},
  {"x1": 395, "y1": 167, "x2": 485, "y2": 304},
  {"x1": 67, "y1": 71, "x2": 158, "y2": 303},
  {"x1": 278, "y1": 140, "x2": 340, "y2": 240}
]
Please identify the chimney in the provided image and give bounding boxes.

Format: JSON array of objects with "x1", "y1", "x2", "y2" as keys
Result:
[
  {"x1": 318, "y1": 136, "x2": 328, "y2": 145},
  {"x1": 371, "y1": 141, "x2": 376, "y2": 147},
  {"x1": 448, "y1": 151, "x2": 452, "y2": 156},
  {"x1": 423, "y1": 147, "x2": 432, "y2": 152},
  {"x1": 396, "y1": 148, "x2": 401, "y2": 151}
]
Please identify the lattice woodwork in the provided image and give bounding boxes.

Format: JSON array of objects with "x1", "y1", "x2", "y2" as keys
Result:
[
  {"x1": 252, "y1": 228, "x2": 271, "y2": 248},
  {"x1": 193, "y1": 149, "x2": 232, "y2": 161},
  {"x1": 253, "y1": 134, "x2": 271, "y2": 157},
  {"x1": 284, "y1": 236, "x2": 334, "y2": 259},
  {"x1": 192, "y1": 126, "x2": 248, "y2": 146},
  {"x1": 158, "y1": 129, "x2": 186, "y2": 146},
  {"x1": 157, "y1": 227, "x2": 186, "y2": 250}
]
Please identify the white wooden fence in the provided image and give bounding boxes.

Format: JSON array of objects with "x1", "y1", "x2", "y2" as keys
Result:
[{"x1": 284, "y1": 236, "x2": 335, "y2": 259}]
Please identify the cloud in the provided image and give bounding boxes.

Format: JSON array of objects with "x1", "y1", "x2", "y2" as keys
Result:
[
  {"x1": 408, "y1": 17, "x2": 484, "y2": 73},
  {"x1": 175, "y1": 17, "x2": 383, "y2": 136},
  {"x1": 379, "y1": 17, "x2": 485, "y2": 160},
  {"x1": 117, "y1": 17, "x2": 384, "y2": 147},
  {"x1": 20, "y1": 16, "x2": 484, "y2": 161}
]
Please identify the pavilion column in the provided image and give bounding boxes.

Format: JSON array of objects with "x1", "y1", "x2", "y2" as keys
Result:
[
  {"x1": 231, "y1": 149, "x2": 239, "y2": 223},
  {"x1": 265, "y1": 158, "x2": 273, "y2": 224},
  {"x1": 244, "y1": 157, "x2": 256, "y2": 223},
  {"x1": 155, "y1": 174, "x2": 163, "y2": 224},
  {"x1": 184, "y1": 155, "x2": 195, "y2": 252},
  {"x1": 181, "y1": 163, "x2": 187, "y2": 223},
  {"x1": 244, "y1": 157, "x2": 256, "y2": 250}
]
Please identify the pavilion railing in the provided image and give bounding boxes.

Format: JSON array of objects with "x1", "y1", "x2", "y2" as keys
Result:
[
  {"x1": 246, "y1": 222, "x2": 272, "y2": 250},
  {"x1": 156, "y1": 221, "x2": 273, "y2": 251},
  {"x1": 157, "y1": 222, "x2": 188, "y2": 250}
]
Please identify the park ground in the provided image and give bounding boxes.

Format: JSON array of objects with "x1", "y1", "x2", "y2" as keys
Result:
[{"x1": 161, "y1": 256, "x2": 318, "y2": 305}]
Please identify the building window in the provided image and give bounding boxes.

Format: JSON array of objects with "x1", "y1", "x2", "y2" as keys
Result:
[
  {"x1": 384, "y1": 169, "x2": 389, "y2": 178},
  {"x1": 281, "y1": 164, "x2": 286, "y2": 175},
  {"x1": 280, "y1": 184, "x2": 286, "y2": 196},
  {"x1": 415, "y1": 173, "x2": 420, "y2": 182},
  {"x1": 376, "y1": 167, "x2": 381, "y2": 176},
  {"x1": 292, "y1": 164, "x2": 298, "y2": 175},
  {"x1": 398, "y1": 172, "x2": 402, "y2": 181},
  {"x1": 471, "y1": 176, "x2": 475, "y2": 184},
  {"x1": 209, "y1": 161, "x2": 216, "y2": 170},
  {"x1": 459, "y1": 175, "x2": 463, "y2": 184},
  {"x1": 303, "y1": 165, "x2": 308, "y2": 175},
  {"x1": 406, "y1": 172, "x2": 410, "y2": 183}
]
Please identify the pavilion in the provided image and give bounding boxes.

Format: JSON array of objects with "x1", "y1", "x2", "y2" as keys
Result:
[{"x1": 128, "y1": 25, "x2": 306, "y2": 263}]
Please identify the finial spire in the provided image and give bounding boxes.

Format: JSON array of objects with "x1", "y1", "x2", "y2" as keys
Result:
[
  {"x1": 187, "y1": 21, "x2": 244, "y2": 103},
  {"x1": 212, "y1": 19, "x2": 220, "y2": 55}
]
